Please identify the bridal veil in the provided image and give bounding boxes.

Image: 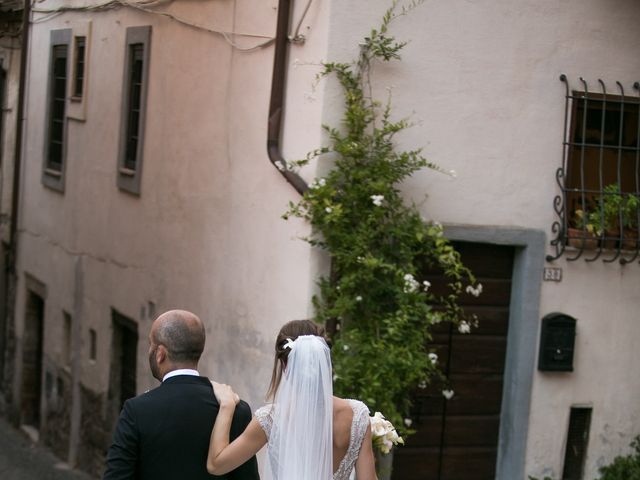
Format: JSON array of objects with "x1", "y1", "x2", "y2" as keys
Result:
[{"x1": 265, "y1": 335, "x2": 333, "y2": 480}]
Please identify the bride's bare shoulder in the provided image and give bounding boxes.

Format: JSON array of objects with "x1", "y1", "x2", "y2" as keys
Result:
[{"x1": 332, "y1": 396, "x2": 352, "y2": 411}]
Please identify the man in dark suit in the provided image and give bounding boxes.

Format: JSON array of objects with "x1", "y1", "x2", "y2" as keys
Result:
[{"x1": 103, "y1": 310, "x2": 260, "y2": 480}]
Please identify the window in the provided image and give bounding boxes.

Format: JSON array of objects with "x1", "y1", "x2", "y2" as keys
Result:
[
  {"x1": 67, "y1": 21, "x2": 91, "y2": 122},
  {"x1": 89, "y1": 328, "x2": 97, "y2": 361},
  {"x1": 62, "y1": 311, "x2": 72, "y2": 367},
  {"x1": 117, "y1": 26, "x2": 151, "y2": 195},
  {"x1": 42, "y1": 29, "x2": 71, "y2": 192},
  {"x1": 72, "y1": 36, "x2": 86, "y2": 99},
  {"x1": 548, "y1": 76, "x2": 640, "y2": 263}
]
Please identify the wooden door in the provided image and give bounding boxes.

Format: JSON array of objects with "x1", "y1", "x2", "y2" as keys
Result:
[
  {"x1": 21, "y1": 291, "x2": 45, "y2": 428},
  {"x1": 392, "y1": 242, "x2": 514, "y2": 480}
]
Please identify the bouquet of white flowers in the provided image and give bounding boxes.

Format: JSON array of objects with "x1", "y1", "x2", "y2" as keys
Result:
[{"x1": 370, "y1": 411, "x2": 404, "y2": 455}]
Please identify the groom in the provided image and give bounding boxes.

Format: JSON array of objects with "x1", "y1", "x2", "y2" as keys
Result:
[{"x1": 103, "y1": 309, "x2": 260, "y2": 479}]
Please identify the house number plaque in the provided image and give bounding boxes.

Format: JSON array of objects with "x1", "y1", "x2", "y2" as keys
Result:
[{"x1": 543, "y1": 267, "x2": 562, "y2": 282}]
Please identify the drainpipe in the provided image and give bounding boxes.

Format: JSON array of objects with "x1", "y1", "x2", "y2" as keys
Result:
[
  {"x1": 1, "y1": 0, "x2": 29, "y2": 393},
  {"x1": 268, "y1": 0, "x2": 308, "y2": 195},
  {"x1": 9, "y1": 0, "x2": 29, "y2": 277}
]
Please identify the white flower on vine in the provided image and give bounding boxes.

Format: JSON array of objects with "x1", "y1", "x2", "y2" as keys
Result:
[
  {"x1": 404, "y1": 418, "x2": 413, "y2": 427},
  {"x1": 325, "y1": 207, "x2": 332, "y2": 213},
  {"x1": 403, "y1": 273, "x2": 419, "y2": 293},
  {"x1": 355, "y1": 295, "x2": 363, "y2": 302},
  {"x1": 343, "y1": 344, "x2": 350, "y2": 351},
  {"x1": 428, "y1": 353, "x2": 438, "y2": 365},
  {"x1": 423, "y1": 280, "x2": 431, "y2": 292},
  {"x1": 442, "y1": 389, "x2": 454, "y2": 400},
  {"x1": 465, "y1": 283, "x2": 483, "y2": 297},
  {"x1": 318, "y1": 178, "x2": 326, "y2": 186},
  {"x1": 458, "y1": 321, "x2": 471, "y2": 334},
  {"x1": 418, "y1": 380, "x2": 427, "y2": 389},
  {"x1": 370, "y1": 194, "x2": 385, "y2": 207}
]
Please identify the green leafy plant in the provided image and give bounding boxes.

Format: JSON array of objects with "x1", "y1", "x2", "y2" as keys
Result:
[
  {"x1": 576, "y1": 185, "x2": 640, "y2": 236},
  {"x1": 284, "y1": 0, "x2": 478, "y2": 430},
  {"x1": 598, "y1": 435, "x2": 640, "y2": 480}
]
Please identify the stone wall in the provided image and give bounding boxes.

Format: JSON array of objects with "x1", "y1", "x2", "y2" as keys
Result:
[
  {"x1": 77, "y1": 384, "x2": 111, "y2": 478},
  {"x1": 41, "y1": 363, "x2": 71, "y2": 460}
]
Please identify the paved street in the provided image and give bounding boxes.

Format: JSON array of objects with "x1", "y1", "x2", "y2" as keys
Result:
[{"x1": 0, "y1": 417, "x2": 95, "y2": 480}]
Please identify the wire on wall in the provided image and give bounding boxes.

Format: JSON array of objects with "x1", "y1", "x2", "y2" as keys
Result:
[{"x1": 30, "y1": 0, "x2": 276, "y2": 51}]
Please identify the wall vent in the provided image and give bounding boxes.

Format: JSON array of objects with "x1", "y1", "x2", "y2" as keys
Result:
[{"x1": 562, "y1": 407, "x2": 592, "y2": 480}]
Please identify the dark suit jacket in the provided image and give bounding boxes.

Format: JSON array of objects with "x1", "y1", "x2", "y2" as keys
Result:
[{"x1": 103, "y1": 375, "x2": 260, "y2": 480}]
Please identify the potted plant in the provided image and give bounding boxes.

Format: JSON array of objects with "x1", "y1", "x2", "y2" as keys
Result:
[
  {"x1": 593, "y1": 185, "x2": 640, "y2": 250},
  {"x1": 568, "y1": 207, "x2": 598, "y2": 250},
  {"x1": 620, "y1": 192, "x2": 639, "y2": 250},
  {"x1": 569, "y1": 185, "x2": 639, "y2": 250}
]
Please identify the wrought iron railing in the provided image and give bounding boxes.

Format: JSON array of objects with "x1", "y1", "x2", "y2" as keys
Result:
[{"x1": 547, "y1": 75, "x2": 640, "y2": 264}]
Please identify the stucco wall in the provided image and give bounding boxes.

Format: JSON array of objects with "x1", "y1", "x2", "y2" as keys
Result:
[
  {"x1": 12, "y1": 0, "x2": 640, "y2": 478},
  {"x1": 320, "y1": 0, "x2": 640, "y2": 478},
  {"x1": 15, "y1": 0, "x2": 326, "y2": 458}
]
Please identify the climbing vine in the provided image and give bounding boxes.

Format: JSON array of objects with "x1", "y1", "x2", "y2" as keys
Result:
[{"x1": 284, "y1": 0, "x2": 479, "y2": 430}]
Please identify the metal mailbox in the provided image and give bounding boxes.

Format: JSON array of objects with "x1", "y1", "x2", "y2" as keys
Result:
[{"x1": 538, "y1": 313, "x2": 576, "y2": 372}]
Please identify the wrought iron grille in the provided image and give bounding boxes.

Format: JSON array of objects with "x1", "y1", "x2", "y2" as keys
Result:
[{"x1": 548, "y1": 75, "x2": 640, "y2": 264}]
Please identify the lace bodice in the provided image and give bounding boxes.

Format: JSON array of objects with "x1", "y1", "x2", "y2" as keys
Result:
[{"x1": 255, "y1": 399, "x2": 370, "y2": 480}]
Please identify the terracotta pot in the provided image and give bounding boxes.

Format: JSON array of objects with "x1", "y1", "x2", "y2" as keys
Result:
[
  {"x1": 567, "y1": 228, "x2": 598, "y2": 250},
  {"x1": 621, "y1": 230, "x2": 638, "y2": 251},
  {"x1": 600, "y1": 229, "x2": 619, "y2": 250}
]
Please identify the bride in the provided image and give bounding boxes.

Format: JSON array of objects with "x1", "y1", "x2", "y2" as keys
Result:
[{"x1": 206, "y1": 320, "x2": 377, "y2": 480}]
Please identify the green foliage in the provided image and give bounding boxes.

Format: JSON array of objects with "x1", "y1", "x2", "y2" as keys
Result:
[
  {"x1": 574, "y1": 184, "x2": 640, "y2": 236},
  {"x1": 598, "y1": 435, "x2": 640, "y2": 480},
  {"x1": 284, "y1": 0, "x2": 477, "y2": 430}
]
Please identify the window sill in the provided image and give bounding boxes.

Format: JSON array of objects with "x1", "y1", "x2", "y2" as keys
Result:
[
  {"x1": 118, "y1": 167, "x2": 136, "y2": 177},
  {"x1": 44, "y1": 167, "x2": 62, "y2": 178}
]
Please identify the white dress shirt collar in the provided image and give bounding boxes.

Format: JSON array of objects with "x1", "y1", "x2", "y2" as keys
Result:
[{"x1": 162, "y1": 369, "x2": 200, "y2": 382}]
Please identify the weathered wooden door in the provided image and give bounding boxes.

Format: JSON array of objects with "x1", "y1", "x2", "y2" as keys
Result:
[{"x1": 392, "y1": 242, "x2": 514, "y2": 480}]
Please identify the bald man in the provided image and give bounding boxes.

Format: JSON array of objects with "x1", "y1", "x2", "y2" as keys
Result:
[{"x1": 103, "y1": 310, "x2": 259, "y2": 480}]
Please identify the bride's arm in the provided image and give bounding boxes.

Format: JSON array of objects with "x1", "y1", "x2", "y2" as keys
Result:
[
  {"x1": 354, "y1": 423, "x2": 378, "y2": 480},
  {"x1": 206, "y1": 382, "x2": 267, "y2": 476}
]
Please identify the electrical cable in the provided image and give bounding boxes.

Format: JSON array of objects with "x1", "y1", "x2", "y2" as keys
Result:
[{"x1": 30, "y1": 0, "x2": 275, "y2": 51}]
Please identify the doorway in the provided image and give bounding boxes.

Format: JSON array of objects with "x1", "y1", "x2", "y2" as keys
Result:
[
  {"x1": 108, "y1": 310, "x2": 138, "y2": 422},
  {"x1": 21, "y1": 290, "x2": 45, "y2": 428},
  {"x1": 393, "y1": 242, "x2": 515, "y2": 480}
]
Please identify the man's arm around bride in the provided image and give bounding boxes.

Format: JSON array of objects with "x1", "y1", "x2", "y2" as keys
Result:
[{"x1": 102, "y1": 309, "x2": 259, "y2": 480}]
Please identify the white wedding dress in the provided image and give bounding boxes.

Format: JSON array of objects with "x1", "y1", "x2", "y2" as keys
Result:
[{"x1": 255, "y1": 398, "x2": 371, "y2": 480}]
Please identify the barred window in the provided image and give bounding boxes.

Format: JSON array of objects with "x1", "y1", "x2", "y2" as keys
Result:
[{"x1": 548, "y1": 76, "x2": 640, "y2": 264}]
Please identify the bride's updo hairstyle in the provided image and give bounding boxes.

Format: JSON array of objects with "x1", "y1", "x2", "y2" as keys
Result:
[{"x1": 266, "y1": 319, "x2": 330, "y2": 400}]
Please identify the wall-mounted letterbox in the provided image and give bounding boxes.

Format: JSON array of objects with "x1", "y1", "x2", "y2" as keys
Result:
[{"x1": 538, "y1": 313, "x2": 576, "y2": 372}]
